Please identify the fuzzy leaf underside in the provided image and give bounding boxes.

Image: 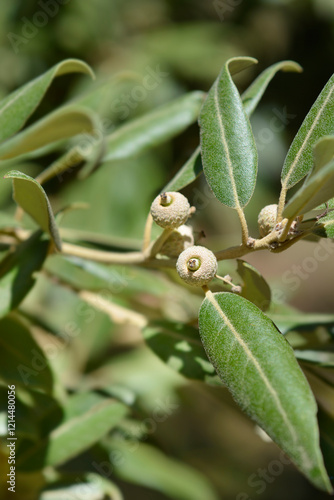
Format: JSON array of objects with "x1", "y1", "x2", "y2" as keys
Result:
[
  {"x1": 281, "y1": 72, "x2": 334, "y2": 189},
  {"x1": 199, "y1": 57, "x2": 258, "y2": 208},
  {"x1": 5, "y1": 171, "x2": 61, "y2": 250},
  {"x1": 0, "y1": 59, "x2": 94, "y2": 144},
  {"x1": 199, "y1": 292, "x2": 332, "y2": 493}
]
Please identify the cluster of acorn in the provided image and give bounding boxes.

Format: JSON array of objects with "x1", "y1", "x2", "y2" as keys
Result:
[
  {"x1": 150, "y1": 192, "x2": 284, "y2": 289},
  {"x1": 150, "y1": 191, "x2": 218, "y2": 287}
]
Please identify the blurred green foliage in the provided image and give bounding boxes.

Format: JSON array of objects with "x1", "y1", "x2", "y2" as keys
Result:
[{"x1": 0, "y1": 1, "x2": 334, "y2": 499}]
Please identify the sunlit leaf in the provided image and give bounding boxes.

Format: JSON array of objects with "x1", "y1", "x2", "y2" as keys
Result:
[
  {"x1": 199, "y1": 291, "x2": 332, "y2": 493},
  {"x1": 199, "y1": 57, "x2": 258, "y2": 208},
  {"x1": 0, "y1": 59, "x2": 94, "y2": 143},
  {"x1": 163, "y1": 61, "x2": 296, "y2": 193},
  {"x1": 4, "y1": 171, "x2": 61, "y2": 250},
  {"x1": 0, "y1": 107, "x2": 99, "y2": 160},
  {"x1": 283, "y1": 159, "x2": 334, "y2": 219},
  {"x1": 312, "y1": 135, "x2": 334, "y2": 175},
  {"x1": 281, "y1": 72, "x2": 334, "y2": 190}
]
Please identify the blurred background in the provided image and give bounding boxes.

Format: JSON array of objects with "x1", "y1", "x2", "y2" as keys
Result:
[{"x1": 1, "y1": 1, "x2": 334, "y2": 499}]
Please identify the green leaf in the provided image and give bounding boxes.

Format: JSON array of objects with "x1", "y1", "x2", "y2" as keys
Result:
[
  {"x1": 107, "y1": 440, "x2": 219, "y2": 500},
  {"x1": 283, "y1": 159, "x2": 334, "y2": 219},
  {"x1": 281, "y1": 72, "x2": 334, "y2": 190},
  {"x1": 46, "y1": 255, "x2": 169, "y2": 296},
  {"x1": 80, "y1": 91, "x2": 205, "y2": 179},
  {"x1": 40, "y1": 474, "x2": 124, "y2": 500},
  {"x1": 0, "y1": 107, "x2": 99, "y2": 160},
  {"x1": 142, "y1": 320, "x2": 219, "y2": 383},
  {"x1": 268, "y1": 303, "x2": 334, "y2": 335},
  {"x1": 310, "y1": 198, "x2": 334, "y2": 238},
  {"x1": 294, "y1": 350, "x2": 334, "y2": 367},
  {"x1": 199, "y1": 291, "x2": 332, "y2": 493},
  {"x1": 312, "y1": 135, "x2": 334, "y2": 175},
  {"x1": 199, "y1": 57, "x2": 258, "y2": 208},
  {"x1": 17, "y1": 398, "x2": 128, "y2": 471},
  {"x1": 0, "y1": 315, "x2": 53, "y2": 393},
  {"x1": 318, "y1": 409, "x2": 334, "y2": 473},
  {"x1": 236, "y1": 259, "x2": 271, "y2": 311},
  {"x1": 0, "y1": 231, "x2": 49, "y2": 318},
  {"x1": 163, "y1": 145, "x2": 203, "y2": 192},
  {"x1": 242, "y1": 60, "x2": 303, "y2": 117},
  {"x1": 0, "y1": 59, "x2": 94, "y2": 143},
  {"x1": 162, "y1": 61, "x2": 298, "y2": 193},
  {"x1": 4, "y1": 171, "x2": 61, "y2": 250}
]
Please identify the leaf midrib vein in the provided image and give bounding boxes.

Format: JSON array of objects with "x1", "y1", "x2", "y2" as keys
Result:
[
  {"x1": 0, "y1": 77, "x2": 43, "y2": 119},
  {"x1": 206, "y1": 291, "x2": 298, "y2": 443},
  {"x1": 284, "y1": 83, "x2": 334, "y2": 188},
  {"x1": 213, "y1": 80, "x2": 240, "y2": 209}
]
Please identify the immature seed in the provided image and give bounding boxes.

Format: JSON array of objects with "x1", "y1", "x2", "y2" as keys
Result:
[
  {"x1": 150, "y1": 191, "x2": 191, "y2": 229},
  {"x1": 160, "y1": 192, "x2": 172, "y2": 206},
  {"x1": 176, "y1": 245, "x2": 218, "y2": 286},
  {"x1": 160, "y1": 224, "x2": 194, "y2": 258},
  {"x1": 257, "y1": 204, "x2": 278, "y2": 237},
  {"x1": 187, "y1": 258, "x2": 201, "y2": 271}
]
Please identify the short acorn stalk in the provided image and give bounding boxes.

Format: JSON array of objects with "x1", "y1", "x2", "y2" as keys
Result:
[
  {"x1": 142, "y1": 212, "x2": 153, "y2": 252},
  {"x1": 147, "y1": 227, "x2": 174, "y2": 258}
]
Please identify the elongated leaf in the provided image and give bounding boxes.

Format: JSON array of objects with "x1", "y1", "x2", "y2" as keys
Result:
[
  {"x1": 199, "y1": 57, "x2": 258, "y2": 208},
  {"x1": 142, "y1": 320, "x2": 219, "y2": 383},
  {"x1": 242, "y1": 60, "x2": 302, "y2": 117},
  {"x1": 199, "y1": 291, "x2": 332, "y2": 493},
  {"x1": 281, "y1": 72, "x2": 334, "y2": 190},
  {"x1": 17, "y1": 399, "x2": 128, "y2": 471},
  {"x1": 294, "y1": 350, "x2": 334, "y2": 367},
  {"x1": 269, "y1": 303, "x2": 334, "y2": 335},
  {"x1": 5, "y1": 171, "x2": 61, "y2": 250},
  {"x1": 0, "y1": 315, "x2": 53, "y2": 392},
  {"x1": 0, "y1": 231, "x2": 49, "y2": 318},
  {"x1": 313, "y1": 135, "x2": 334, "y2": 175},
  {"x1": 236, "y1": 259, "x2": 271, "y2": 311},
  {"x1": 107, "y1": 440, "x2": 219, "y2": 500},
  {"x1": 40, "y1": 474, "x2": 124, "y2": 500},
  {"x1": 94, "y1": 91, "x2": 204, "y2": 166},
  {"x1": 163, "y1": 62, "x2": 297, "y2": 193},
  {"x1": 163, "y1": 146, "x2": 202, "y2": 192},
  {"x1": 0, "y1": 107, "x2": 98, "y2": 160},
  {"x1": 0, "y1": 59, "x2": 94, "y2": 143},
  {"x1": 283, "y1": 159, "x2": 334, "y2": 219},
  {"x1": 311, "y1": 198, "x2": 334, "y2": 238}
]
